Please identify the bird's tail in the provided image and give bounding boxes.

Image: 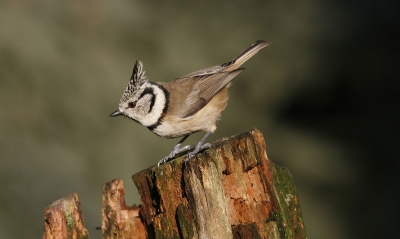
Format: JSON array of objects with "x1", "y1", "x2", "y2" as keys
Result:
[{"x1": 222, "y1": 40, "x2": 271, "y2": 72}]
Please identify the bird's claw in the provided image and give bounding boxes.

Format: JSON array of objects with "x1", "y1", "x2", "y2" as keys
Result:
[
  {"x1": 185, "y1": 152, "x2": 196, "y2": 163},
  {"x1": 184, "y1": 143, "x2": 213, "y2": 163},
  {"x1": 157, "y1": 157, "x2": 169, "y2": 167},
  {"x1": 158, "y1": 143, "x2": 213, "y2": 166}
]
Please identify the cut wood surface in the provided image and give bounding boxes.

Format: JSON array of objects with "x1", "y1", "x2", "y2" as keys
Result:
[{"x1": 44, "y1": 129, "x2": 306, "y2": 239}]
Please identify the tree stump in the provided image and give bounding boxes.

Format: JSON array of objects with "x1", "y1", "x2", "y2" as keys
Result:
[
  {"x1": 43, "y1": 192, "x2": 89, "y2": 239},
  {"x1": 101, "y1": 179, "x2": 147, "y2": 239},
  {"x1": 44, "y1": 129, "x2": 307, "y2": 239},
  {"x1": 131, "y1": 128, "x2": 306, "y2": 238}
]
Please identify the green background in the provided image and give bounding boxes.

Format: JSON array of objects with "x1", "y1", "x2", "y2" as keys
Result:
[{"x1": 1, "y1": 1, "x2": 398, "y2": 238}]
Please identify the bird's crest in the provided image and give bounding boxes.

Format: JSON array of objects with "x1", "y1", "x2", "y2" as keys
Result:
[{"x1": 120, "y1": 60, "x2": 148, "y2": 103}]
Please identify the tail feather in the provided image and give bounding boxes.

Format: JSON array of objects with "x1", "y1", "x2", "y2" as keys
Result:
[{"x1": 222, "y1": 40, "x2": 271, "y2": 72}]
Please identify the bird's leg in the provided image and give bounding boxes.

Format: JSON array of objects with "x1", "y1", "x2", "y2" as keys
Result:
[
  {"x1": 176, "y1": 143, "x2": 212, "y2": 154},
  {"x1": 157, "y1": 135, "x2": 190, "y2": 167},
  {"x1": 176, "y1": 144, "x2": 195, "y2": 154},
  {"x1": 186, "y1": 131, "x2": 213, "y2": 162}
]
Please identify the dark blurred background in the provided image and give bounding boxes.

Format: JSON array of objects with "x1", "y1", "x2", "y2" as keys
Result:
[{"x1": 1, "y1": 1, "x2": 399, "y2": 238}]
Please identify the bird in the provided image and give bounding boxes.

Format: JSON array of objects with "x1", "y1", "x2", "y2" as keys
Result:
[{"x1": 110, "y1": 40, "x2": 270, "y2": 166}]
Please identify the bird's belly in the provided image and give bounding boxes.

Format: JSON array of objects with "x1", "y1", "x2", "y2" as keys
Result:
[
  {"x1": 151, "y1": 88, "x2": 229, "y2": 138},
  {"x1": 150, "y1": 114, "x2": 217, "y2": 139},
  {"x1": 150, "y1": 107, "x2": 225, "y2": 138}
]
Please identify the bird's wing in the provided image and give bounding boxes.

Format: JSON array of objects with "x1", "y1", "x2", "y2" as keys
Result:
[
  {"x1": 182, "y1": 69, "x2": 244, "y2": 118},
  {"x1": 178, "y1": 40, "x2": 271, "y2": 118}
]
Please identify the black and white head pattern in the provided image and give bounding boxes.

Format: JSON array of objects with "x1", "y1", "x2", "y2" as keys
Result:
[{"x1": 118, "y1": 61, "x2": 168, "y2": 128}]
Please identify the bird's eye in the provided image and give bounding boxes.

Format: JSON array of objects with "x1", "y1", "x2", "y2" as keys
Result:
[{"x1": 128, "y1": 101, "x2": 137, "y2": 108}]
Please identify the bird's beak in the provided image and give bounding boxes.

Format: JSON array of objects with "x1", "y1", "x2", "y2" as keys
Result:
[{"x1": 110, "y1": 110, "x2": 123, "y2": 117}]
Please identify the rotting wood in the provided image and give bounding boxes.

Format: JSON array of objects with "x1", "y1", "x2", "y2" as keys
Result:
[
  {"x1": 132, "y1": 128, "x2": 307, "y2": 238},
  {"x1": 43, "y1": 192, "x2": 89, "y2": 239},
  {"x1": 101, "y1": 179, "x2": 147, "y2": 239}
]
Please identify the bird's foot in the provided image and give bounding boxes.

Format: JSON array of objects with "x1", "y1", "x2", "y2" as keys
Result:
[
  {"x1": 157, "y1": 144, "x2": 195, "y2": 167},
  {"x1": 200, "y1": 143, "x2": 212, "y2": 150},
  {"x1": 158, "y1": 143, "x2": 213, "y2": 166},
  {"x1": 158, "y1": 144, "x2": 179, "y2": 167},
  {"x1": 157, "y1": 156, "x2": 169, "y2": 167},
  {"x1": 176, "y1": 144, "x2": 195, "y2": 155},
  {"x1": 184, "y1": 143, "x2": 213, "y2": 163}
]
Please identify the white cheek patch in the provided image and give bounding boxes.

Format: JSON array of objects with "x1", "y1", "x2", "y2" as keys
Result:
[
  {"x1": 136, "y1": 95, "x2": 150, "y2": 115},
  {"x1": 140, "y1": 83, "x2": 166, "y2": 127}
]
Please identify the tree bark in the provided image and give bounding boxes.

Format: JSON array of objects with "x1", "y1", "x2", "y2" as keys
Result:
[{"x1": 43, "y1": 192, "x2": 89, "y2": 239}]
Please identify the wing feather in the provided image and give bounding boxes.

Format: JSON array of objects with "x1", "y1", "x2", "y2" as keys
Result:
[
  {"x1": 172, "y1": 40, "x2": 270, "y2": 118},
  {"x1": 183, "y1": 69, "x2": 244, "y2": 118}
]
